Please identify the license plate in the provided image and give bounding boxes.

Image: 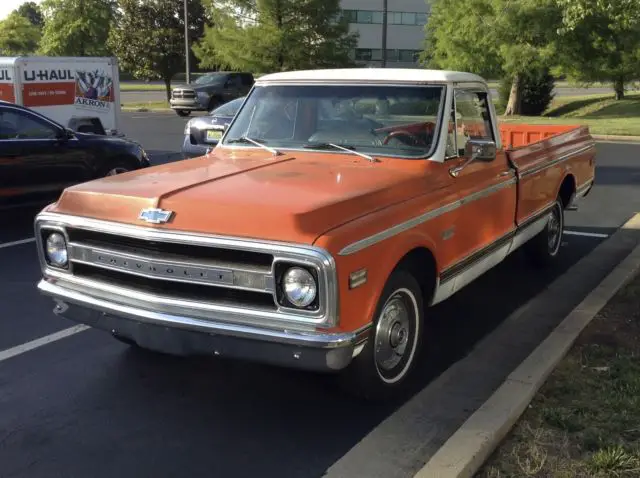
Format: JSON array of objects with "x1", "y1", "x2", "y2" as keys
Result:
[{"x1": 206, "y1": 130, "x2": 223, "y2": 142}]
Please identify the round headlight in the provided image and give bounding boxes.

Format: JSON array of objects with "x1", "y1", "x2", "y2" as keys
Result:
[
  {"x1": 283, "y1": 267, "x2": 317, "y2": 308},
  {"x1": 45, "y1": 232, "x2": 68, "y2": 267}
]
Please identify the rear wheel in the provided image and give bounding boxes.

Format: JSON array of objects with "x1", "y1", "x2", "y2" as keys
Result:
[
  {"x1": 338, "y1": 268, "x2": 424, "y2": 401},
  {"x1": 524, "y1": 198, "x2": 564, "y2": 267},
  {"x1": 176, "y1": 110, "x2": 191, "y2": 117}
]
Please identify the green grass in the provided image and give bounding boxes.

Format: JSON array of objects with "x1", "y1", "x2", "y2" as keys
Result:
[
  {"x1": 497, "y1": 92, "x2": 640, "y2": 136},
  {"x1": 120, "y1": 83, "x2": 166, "y2": 92},
  {"x1": 476, "y1": 273, "x2": 640, "y2": 478}
]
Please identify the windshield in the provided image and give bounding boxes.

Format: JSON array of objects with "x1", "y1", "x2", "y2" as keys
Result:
[
  {"x1": 211, "y1": 97, "x2": 245, "y2": 116},
  {"x1": 194, "y1": 73, "x2": 226, "y2": 85},
  {"x1": 221, "y1": 84, "x2": 446, "y2": 159}
]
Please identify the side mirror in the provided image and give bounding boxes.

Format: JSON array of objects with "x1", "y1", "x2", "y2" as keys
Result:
[
  {"x1": 465, "y1": 138, "x2": 496, "y2": 162},
  {"x1": 449, "y1": 138, "x2": 497, "y2": 178}
]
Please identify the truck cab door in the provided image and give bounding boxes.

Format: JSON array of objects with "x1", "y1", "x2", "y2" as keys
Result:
[
  {"x1": 0, "y1": 105, "x2": 92, "y2": 208},
  {"x1": 440, "y1": 88, "x2": 518, "y2": 284}
]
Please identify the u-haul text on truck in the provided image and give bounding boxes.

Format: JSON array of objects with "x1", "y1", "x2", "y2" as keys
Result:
[{"x1": 0, "y1": 56, "x2": 122, "y2": 136}]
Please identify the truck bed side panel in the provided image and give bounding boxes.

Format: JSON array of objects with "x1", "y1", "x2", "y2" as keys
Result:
[{"x1": 503, "y1": 124, "x2": 596, "y2": 226}]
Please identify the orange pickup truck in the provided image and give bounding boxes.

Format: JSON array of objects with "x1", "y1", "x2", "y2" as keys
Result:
[{"x1": 35, "y1": 69, "x2": 596, "y2": 399}]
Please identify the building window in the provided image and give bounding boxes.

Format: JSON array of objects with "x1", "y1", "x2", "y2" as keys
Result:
[
  {"x1": 343, "y1": 9, "x2": 429, "y2": 26},
  {"x1": 401, "y1": 12, "x2": 416, "y2": 25},
  {"x1": 389, "y1": 12, "x2": 403, "y2": 24},
  {"x1": 356, "y1": 10, "x2": 374, "y2": 23},
  {"x1": 353, "y1": 49, "x2": 422, "y2": 64},
  {"x1": 342, "y1": 9, "x2": 358, "y2": 22}
]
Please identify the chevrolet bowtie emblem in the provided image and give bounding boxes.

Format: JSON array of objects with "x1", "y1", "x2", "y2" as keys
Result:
[{"x1": 138, "y1": 208, "x2": 174, "y2": 224}]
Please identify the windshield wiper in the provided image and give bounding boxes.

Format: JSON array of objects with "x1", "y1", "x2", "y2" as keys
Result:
[
  {"x1": 302, "y1": 142, "x2": 377, "y2": 163},
  {"x1": 226, "y1": 135, "x2": 280, "y2": 155}
]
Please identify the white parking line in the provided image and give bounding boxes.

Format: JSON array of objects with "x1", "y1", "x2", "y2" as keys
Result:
[
  {"x1": 0, "y1": 325, "x2": 90, "y2": 363},
  {"x1": 564, "y1": 230, "x2": 610, "y2": 238},
  {"x1": 0, "y1": 237, "x2": 36, "y2": 249}
]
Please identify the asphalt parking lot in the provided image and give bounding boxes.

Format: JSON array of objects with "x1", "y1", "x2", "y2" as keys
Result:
[{"x1": 1, "y1": 118, "x2": 639, "y2": 477}]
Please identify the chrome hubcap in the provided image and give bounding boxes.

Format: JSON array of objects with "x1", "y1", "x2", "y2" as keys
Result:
[
  {"x1": 374, "y1": 294, "x2": 411, "y2": 372},
  {"x1": 548, "y1": 206, "x2": 562, "y2": 252},
  {"x1": 106, "y1": 167, "x2": 128, "y2": 176}
]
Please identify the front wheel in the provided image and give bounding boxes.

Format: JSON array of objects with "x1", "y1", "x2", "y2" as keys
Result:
[
  {"x1": 523, "y1": 198, "x2": 564, "y2": 267},
  {"x1": 337, "y1": 268, "x2": 424, "y2": 401},
  {"x1": 176, "y1": 110, "x2": 191, "y2": 117}
]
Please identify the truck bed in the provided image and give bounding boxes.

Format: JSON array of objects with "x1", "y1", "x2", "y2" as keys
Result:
[{"x1": 498, "y1": 122, "x2": 596, "y2": 227}]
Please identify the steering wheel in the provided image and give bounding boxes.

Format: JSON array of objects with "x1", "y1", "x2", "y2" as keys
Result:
[{"x1": 382, "y1": 130, "x2": 428, "y2": 147}]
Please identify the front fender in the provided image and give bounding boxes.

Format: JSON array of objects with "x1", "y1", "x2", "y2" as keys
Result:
[{"x1": 315, "y1": 227, "x2": 439, "y2": 334}]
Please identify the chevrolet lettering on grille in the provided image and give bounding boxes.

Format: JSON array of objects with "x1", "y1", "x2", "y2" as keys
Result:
[
  {"x1": 138, "y1": 208, "x2": 174, "y2": 224},
  {"x1": 88, "y1": 249, "x2": 235, "y2": 286}
]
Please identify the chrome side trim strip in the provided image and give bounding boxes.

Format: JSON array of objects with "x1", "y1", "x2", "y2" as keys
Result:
[
  {"x1": 577, "y1": 178, "x2": 594, "y2": 195},
  {"x1": 38, "y1": 279, "x2": 371, "y2": 349},
  {"x1": 519, "y1": 143, "x2": 595, "y2": 178},
  {"x1": 431, "y1": 203, "x2": 553, "y2": 305},
  {"x1": 338, "y1": 177, "x2": 517, "y2": 256}
]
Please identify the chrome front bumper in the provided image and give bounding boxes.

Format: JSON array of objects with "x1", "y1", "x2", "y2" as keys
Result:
[{"x1": 38, "y1": 279, "x2": 369, "y2": 372}]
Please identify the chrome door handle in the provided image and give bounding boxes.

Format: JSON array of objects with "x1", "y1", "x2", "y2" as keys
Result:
[{"x1": 498, "y1": 171, "x2": 511, "y2": 177}]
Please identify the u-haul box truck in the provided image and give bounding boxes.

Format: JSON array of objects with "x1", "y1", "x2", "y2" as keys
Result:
[{"x1": 0, "y1": 56, "x2": 122, "y2": 136}]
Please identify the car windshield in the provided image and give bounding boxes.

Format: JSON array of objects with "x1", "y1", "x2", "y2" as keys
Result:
[
  {"x1": 194, "y1": 73, "x2": 226, "y2": 85},
  {"x1": 221, "y1": 84, "x2": 446, "y2": 158},
  {"x1": 211, "y1": 97, "x2": 245, "y2": 116}
]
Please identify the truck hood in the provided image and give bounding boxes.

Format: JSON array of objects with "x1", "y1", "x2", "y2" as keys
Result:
[{"x1": 50, "y1": 149, "x2": 425, "y2": 245}]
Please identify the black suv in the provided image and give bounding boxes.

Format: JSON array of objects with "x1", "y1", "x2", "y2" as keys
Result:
[
  {"x1": 0, "y1": 101, "x2": 151, "y2": 210},
  {"x1": 169, "y1": 71, "x2": 254, "y2": 117}
]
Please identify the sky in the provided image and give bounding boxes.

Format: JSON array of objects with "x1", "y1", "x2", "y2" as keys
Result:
[{"x1": 0, "y1": 0, "x2": 42, "y2": 20}]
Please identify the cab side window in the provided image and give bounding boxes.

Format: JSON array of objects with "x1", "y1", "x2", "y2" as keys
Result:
[
  {"x1": 0, "y1": 108, "x2": 59, "y2": 140},
  {"x1": 445, "y1": 89, "x2": 494, "y2": 158}
]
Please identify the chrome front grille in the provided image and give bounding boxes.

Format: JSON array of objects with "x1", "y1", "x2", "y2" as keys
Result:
[
  {"x1": 35, "y1": 215, "x2": 339, "y2": 329},
  {"x1": 172, "y1": 89, "x2": 196, "y2": 99},
  {"x1": 64, "y1": 227, "x2": 278, "y2": 310}
]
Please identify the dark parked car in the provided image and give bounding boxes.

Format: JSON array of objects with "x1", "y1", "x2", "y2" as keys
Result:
[
  {"x1": 0, "y1": 100, "x2": 151, "y2": 210},
  {"x1": 182, "y1": 96, "x2": 245, "y2": 158},
  {"x1": 169, "y1": 72, "x2": 253, "y2": 117}
]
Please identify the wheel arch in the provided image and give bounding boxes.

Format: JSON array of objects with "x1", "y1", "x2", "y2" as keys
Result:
[{"x1": 557, "y1": 173, "x2": 577, "y2": 209}]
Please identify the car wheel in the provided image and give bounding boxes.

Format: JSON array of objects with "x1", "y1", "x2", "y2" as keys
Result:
[
  {"x1": 176, "y1": 110, "x2": 191, "y2": 117},
  {"x1": 99, "y1": 160, "x2": 134, "y2": 178},
  {"x1": 105, "y1": 166, "x2": 130, "y2": 176},
  {"x1": 337, "y1": 268, "x2": 424, "y2": 401},
  {"x1": 524, "y1": 198, "x2": 564, "y2": 267}
]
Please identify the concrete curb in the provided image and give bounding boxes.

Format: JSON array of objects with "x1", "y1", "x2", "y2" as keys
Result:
[
  {"x1": 413, "y1": 213, "x2": 640, "y2": 478},
  {"x1": 593, "y1": 134, "x2": 640, "y2": 143}
]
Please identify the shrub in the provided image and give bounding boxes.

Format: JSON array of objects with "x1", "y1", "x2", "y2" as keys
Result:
[{"x1": 498, "y1": 66, "x2": 556, "y2": 116}]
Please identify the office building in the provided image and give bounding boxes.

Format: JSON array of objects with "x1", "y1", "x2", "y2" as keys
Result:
[{"x1": 341, "y1": 0, "x2": 430, "y2": 68}]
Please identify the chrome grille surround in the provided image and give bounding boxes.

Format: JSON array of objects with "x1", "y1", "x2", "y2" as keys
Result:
[{"x1": 35, "y1": 212, "x2": 339, "y2": 330}]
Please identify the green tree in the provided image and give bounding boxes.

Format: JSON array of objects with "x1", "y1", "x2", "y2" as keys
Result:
[
  {"x1": 0, "y1": 11, "x2": 40, "y2": 55},
  {"x1": 421, "y1": 0, "x2": 561, "y2": 115},
  {"x1": 39, "y1": 0, "x2": 116, "y2": 56},
  {"x1": 107, "y1": 0, "x2": 207, "y2": 101},
  {"x1": 16, "y1": 1, "x2": 45, "y2": 28},
  {"x1": 193, "y1": 0, "x2": 358, "y2": 74},
  {"x1": 554, "y1": 0, "x2": 640, "y2": 100}
]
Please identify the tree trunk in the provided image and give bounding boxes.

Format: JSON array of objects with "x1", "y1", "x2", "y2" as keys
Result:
[
  {"x1": 503, "y1": 73, "x2": 522, "y2": 116},
  {"x1": 614, "y1": 76, "x2": 624, "y2": 100},
  {"x1": 164, "y1": 77, "x2": 171, "y2": 102}
]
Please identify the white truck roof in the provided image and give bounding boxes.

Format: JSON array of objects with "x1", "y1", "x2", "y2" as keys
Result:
[{"x1": 256, "y1": 68, "x2": 487, "y2": 85}]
